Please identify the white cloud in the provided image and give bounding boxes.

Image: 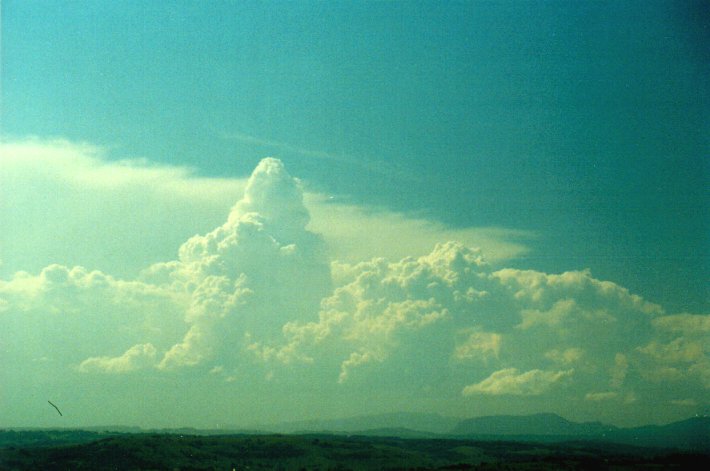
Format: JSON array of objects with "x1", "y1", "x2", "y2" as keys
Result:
[
  {"x1": 462, "y1": 368, "x2": 574, "y2": 396},
  {"x1": 78, "y1": 343, "x2": 157, "y2": 373},
  {"x1": 144, "y1": 158, "x2": 332, "y2": 371},
  {"x1": 517, "y1": 298, "x2": 578, "y2": 329},
  {"x1": 610, "y1": 353, "x2": 629, "y2": 389},
  {"x1": 651, "y1": 313, "x2": 710, "y2": 334},
  {"x1": 306, "y1": 195, "x2": 533, "y2": 263},
  {"x1": 1, "y1": 139, "x2": 708, "y2": 428},
  {"x1": 585, "y1": 391, "x2": 619, "y2": 401},
  {"x1": 637, "y1": 313, "x2": 710, "y2": 388},
  {"x1": 545, "y1": 348, "x2": 584, "y2": 365},
  {"x1": 453, "y1": 330, "x2": 502, "y2": 361},
  {"x1": 0, "y1": 138, "x2": 246, "y2": 279},
  {"x1": 0, "y1": 138, "x2": 530, "y2": 281},
  {"x1": 0, "y1": 264, "x2": 186, "y2": 366}
]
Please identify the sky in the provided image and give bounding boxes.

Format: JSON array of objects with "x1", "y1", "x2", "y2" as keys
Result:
[{"x1": 0, "y1": 0, "x2": 708, "y2": 429}]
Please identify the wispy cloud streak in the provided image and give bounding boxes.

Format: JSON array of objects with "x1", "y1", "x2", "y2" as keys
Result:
[{"x1": 222, "y1": 130, "x2": 422, "y2": 183}]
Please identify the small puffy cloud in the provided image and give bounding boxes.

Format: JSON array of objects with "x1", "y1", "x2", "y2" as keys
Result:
[
  {"x1": 494, "y1": 268, "x2": 662, "y2": 317},
  {"x1": 517, "y1": 298, "x2": 579, "y2": 330},
  {"x1": 637, "y1": 313, "x2": 710, "y2": 388},
  {"x1": 585, "y1": 391, "x2": 638, "y2": 404},
  {"x1": 78, "y1": 343, "x2": 157, "y2": 373},
  {"x1": 610, "y1": 353, "x2": 629, "y2": 389},
  {"x1": 545, "y1": 348, "x2": 584, "y2": 365},
  {"x1": 338, "y1": 350, "x2": 384, "y2": 384},
  {"x1": 463, "y1": 368, "x2": 574, "y2": 396},
  {"x1": 585, "y1": 391, "x2": 619, "y2": 401},
  {"x1": 453, "y1": 330, "x2": 502, "y2": 362},
  {"x1": 650, "y1": 313, "x2": 710, "y2": 334}
]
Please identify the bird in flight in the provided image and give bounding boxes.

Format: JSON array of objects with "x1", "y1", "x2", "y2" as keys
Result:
[{"x1": 48, "y1": 400, "x2": 63, "y2": 416}]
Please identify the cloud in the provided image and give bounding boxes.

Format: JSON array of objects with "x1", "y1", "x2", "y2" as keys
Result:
[
  {"x1": 1, "y1": 139, "x2": 708, "y2": 428},
  {"x1": 636, "y1": 313, "x2": 710, "y2": 388},
  {"x1": 453, "y1": 330, "x2": 502, "y2": 361},
  {"x1": 254, "y1": 242, "x2": 486, "y2": 383},
  {"x1": 651, "y1": 313, "x2": 710, "y2": 334},
  {"x1": 223, "y1": 131, "x2": 347, "y2": 165},
  {"x1": 585, "y1": 391, "x2": 619, "y2": 402},
  {"x1": 462, "y1": 368, "x2": 574, "y2": 396},
  {"x1": 222, "y1": 130, "x2": 422, "y2": 183},
  {"x1": 249, "y1": 238, "x2": 679, "y2": 407},
  {"x1": 610, "y1": 353, "x2": 629, "y2": 389},
  {"x1": 306, "y1": 195, "x2": 533, "y2": 263},
  {"x1": 0, "y1": 138, "x2": 246, "y2": 279},
  {"x1": 0, "y1": 138, "x2": 528, "y2": 281},
  {"x1": 78, "y1": 343, "x2": 157, "y2": 373},
  {"x1": 583, "y1": 391, "x2": 637, "y2": 404},
  {"x1": 545, "y1": 348, "x2": 583, "y2": 365},
  {"x1": 143, "y1": 158, "x2": 332, "y2": 371},
  {"x1": 0, "y1": 264, "x2": 185, "y2": 367}
]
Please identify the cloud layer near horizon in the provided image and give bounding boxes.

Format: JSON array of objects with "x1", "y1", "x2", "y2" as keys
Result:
[{"x1": 0, "y1": 139, "x2": 707, "y2": 428}]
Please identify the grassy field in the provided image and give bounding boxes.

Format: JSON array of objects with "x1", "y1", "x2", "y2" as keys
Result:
[{"x1": 1, "y1": 430, "x2": 708, "y2": 470}]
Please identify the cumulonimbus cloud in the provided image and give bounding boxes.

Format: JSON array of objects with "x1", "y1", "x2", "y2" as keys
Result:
[{"x1": 0, "y1": 144, "x2": 707, "y2": 427}]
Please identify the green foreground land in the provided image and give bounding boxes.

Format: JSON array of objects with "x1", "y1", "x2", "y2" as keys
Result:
[{"x1": 1, "y1": 430, "x2": 708, "y2": 470}]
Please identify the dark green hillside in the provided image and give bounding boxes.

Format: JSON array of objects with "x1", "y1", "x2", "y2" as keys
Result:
[
  {"x1": 1, "y1": 432, "x2": 708, "y2": 470},
  {"x1": 0, "y1": 430, "x2": 111, "y2": 448},
  {"x1": 606, "y1": 417, "x2": 710, "y2": 451}
]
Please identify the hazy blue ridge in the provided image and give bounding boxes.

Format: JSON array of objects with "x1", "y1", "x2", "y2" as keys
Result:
[
  {"x1": 266, "y1": 411, "x2": 459, "y2": 435},
  {"x1": 449, "y1": 413, "x2": 710, "y2": 451},
  {"x1": 451, "y1": 412, "x2": 617, "y2": 436},
  {"x1": 263, "y1": 411, "x2": 709, "y2": 451},
  {"x1": 603, "y1": 417, "x2": 710, "y2": 451},
  {"x1": 4, "y1": 414, "x2": 707, "y2": 452}
]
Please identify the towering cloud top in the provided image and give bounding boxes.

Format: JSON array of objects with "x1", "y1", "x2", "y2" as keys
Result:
[
  {"x1": 228, "y1": 157, "x2": 310, "y2": 244},
  {"x1": 144, "y1": 158, "x2": 332, "y2": 369}
]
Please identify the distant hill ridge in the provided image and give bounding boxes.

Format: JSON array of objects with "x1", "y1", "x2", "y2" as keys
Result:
[
  {"x1": 270, "y1": 412, "x2": 709, "y2": 451},
  {"x1": 451, "y1": 412, "x2": 616, "y2": 436},
  {"x1": 449, "y1": 413, "x2": 709, "y2": 451},
  {"x1": 6, "y1": 412, "x2": 706, "y2": 451},
  {"x1": 270, "y1": 411, "x2": 459, "y2": 435}
]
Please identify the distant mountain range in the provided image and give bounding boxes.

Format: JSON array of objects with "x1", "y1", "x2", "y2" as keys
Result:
[
  {"x1": 450, "y1": 413, "x2": 710, "y2": 451},
  {"x1": 267, "y1": 411, "x2": 458, "y2": 435},
  {"x1": 601, "y1": 416, "x2": 710, "y2": 451},
  {"x1": 11, "y1": 412, "x2": 707, "y2": 451},
  {"x1": 264, "y1": 412, "x2": 709, "y2": 451},
  {"x1": 451, "y1": 412, "x2": 616, "y2": 436}
]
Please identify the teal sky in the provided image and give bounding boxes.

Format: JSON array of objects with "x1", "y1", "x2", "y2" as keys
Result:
[
  {"x1": 0, "y1": 1, "x2": 708, "y2": 429},
  {"x1": 3, "y1": 0, "x2": 708, "y2": 312}
]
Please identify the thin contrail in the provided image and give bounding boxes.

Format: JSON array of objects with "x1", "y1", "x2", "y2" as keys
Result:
[
  {"x1": 48, "y1": 400, "x2": 63, "y2": 416},
  {"x1": 221, "y1": 131, "x2": 423, "y2": 183}
]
